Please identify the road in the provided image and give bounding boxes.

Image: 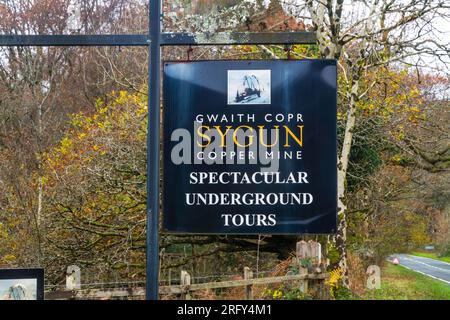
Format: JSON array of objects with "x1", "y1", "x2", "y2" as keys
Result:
[{"x1": 390, "y1": 254, "x2": 450, "y2": 285}]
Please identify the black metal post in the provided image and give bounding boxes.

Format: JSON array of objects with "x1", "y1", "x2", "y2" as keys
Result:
[{"x1": 146, "y1": 0, "x2": 161, "y2": 300}]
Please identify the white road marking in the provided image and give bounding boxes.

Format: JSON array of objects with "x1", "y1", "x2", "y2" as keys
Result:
[
  {"x1": 397, "y1": 263, "x2": 450, "y2": 285},
  {"x1": 389, "y1": 254, "x2": 450, "y2": 285},
  {"x1": 402, "y1": 255, "x2": 450, "y2": 273},
  {"x1": 407, "y1": 254, "x2": 450, "y2": 267}
]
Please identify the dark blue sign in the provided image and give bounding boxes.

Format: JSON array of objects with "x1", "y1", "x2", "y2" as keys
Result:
[{"x1": 163, "y1": 60, "x2": 337, "y2": 234}]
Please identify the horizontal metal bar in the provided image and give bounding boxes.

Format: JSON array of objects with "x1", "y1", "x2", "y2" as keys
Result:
[
  {"x1": 161, "y1": 32, "x2": 317, "y2": 45},
  {"x1": 0, "y1": 34, "x2": 149, "y2": 46},
  {"x1": 0, "y1": 32, "x2": 316, "y2": 47}
]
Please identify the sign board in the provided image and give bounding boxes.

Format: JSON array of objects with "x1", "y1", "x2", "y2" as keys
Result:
[
  {"x1": 0, "y1": 268, "x2": 44, "y2": 300},
  {"x1": 163, "y1": 60, "x2": 337, "y2": 234}
]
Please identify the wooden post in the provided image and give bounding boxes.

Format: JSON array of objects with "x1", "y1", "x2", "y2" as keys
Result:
[
  {"x1": 308, "y1": 240, "x2": 321, "y2": 265},
  {"x1": 296, "y1": 241, "x2": 323, "y2": 296},
  {"x1": 66, "y1": 265, "x2": 81, "y2": 290},
  {"x1": 244, "y1": 267, "x2": 253, "y2": 300},
  {"x1": 296, "y1": 240, "x2": 308, "y2": 294},
  {"x1": 317, "y1": 275, "x2": 329, "y2": 300},
  {"x1": 180, "y1": 270, "x2": 191, "y2": 300},
  {"x1": 298, "y1": 265, "x2": 308, "y2": 294},
  {"x1": 296, "y1": 240, "x2": 309, "y2": 262}
]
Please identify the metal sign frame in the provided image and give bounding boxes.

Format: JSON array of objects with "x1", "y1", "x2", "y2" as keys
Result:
[{"x1": 0, "y1": 0, "x2": 316, "y2": 300}]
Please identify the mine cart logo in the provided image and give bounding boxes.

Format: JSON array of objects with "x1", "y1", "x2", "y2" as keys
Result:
[{"x1": 227, "y1": 70, "x2": 271, "y2": 105}]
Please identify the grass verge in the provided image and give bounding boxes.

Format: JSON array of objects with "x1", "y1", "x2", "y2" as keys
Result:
[{"x1": 364, "y1": 263, "x2": 450, "y2": 300}]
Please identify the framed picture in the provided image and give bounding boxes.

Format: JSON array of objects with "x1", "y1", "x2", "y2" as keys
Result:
[
  {"x1": 0, "y1": 268, "x2": 44, "y2": 300},
  {"x1": 227, "y1": 69, "x2": 271, "y2": 105}
]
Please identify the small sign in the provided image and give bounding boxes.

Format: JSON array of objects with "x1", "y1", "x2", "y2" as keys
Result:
[
  {"x1": 163, "y1": 60, "x2": 337, "y2": 234},
  {"x1": 366, "y1": 265, "x2": 381, "y2": 290},
  {"x1": 0, "y1": 268, "x2": 44, "y2": 300}
]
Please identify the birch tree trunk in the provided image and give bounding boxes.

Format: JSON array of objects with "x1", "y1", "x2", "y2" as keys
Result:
[
  {"x1": 336, "y1": 72, "x2": 360, "y2": 287},
  {"x1": 307, "y1": 0, "x2": 352, "y2": 287}
]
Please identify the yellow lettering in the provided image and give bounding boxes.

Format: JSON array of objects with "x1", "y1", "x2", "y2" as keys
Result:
[
  {"x1": 284, "y1": 125, "x2": 304, "y2": 147},
  {"x1": 196, "y1": 125, "x2": 211, "y2": 147},
  {"x1": 233, "y1": 125, "x2": 254, "y2": 147},
  {"x1": 214, "y1": 125, "x2": 232, "y2": 147},
  {"x1": 258, "y1": 125, "x2": 279, "y2": 147}
]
